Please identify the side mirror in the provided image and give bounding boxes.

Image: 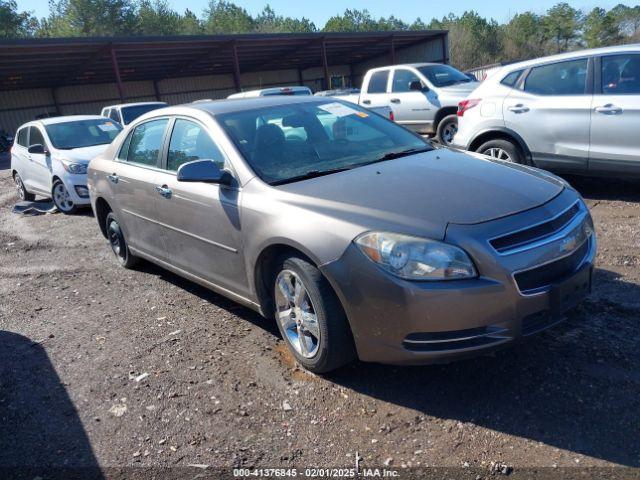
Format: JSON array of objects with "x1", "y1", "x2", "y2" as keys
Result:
[
  {"x1": 28, "y1": 144, "x2": 48, "y2": 155},
  {"x1": 409, "y1": 81, "x2": 428, "y2": 92},
  {"x1": 177, "y1": 159, "x2": 233, "y2": 186}
]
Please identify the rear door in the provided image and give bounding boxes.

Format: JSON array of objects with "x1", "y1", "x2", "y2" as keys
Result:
[
  {"x1": 111, "y1": 118, "x2": 169, "y2": 260},
  {"x1": 28, "y1": 126, "x2": 52, "y2": 193},
  {"x1": 153, "y1": 117, "x2": 247, "y2": 294},
  {"x1": 504, "y1": 57, "x2": 592, "y2": 173},
  {"x1": 359, "y1": 69, "x2": 391, "y2": 110},
  {"x1": 12, "y1": 127, "x2": 31, "y2": 187},
  {"x1": 589, "y1": 52, "x2": 640, "y2": 175},
  {"x1": 389, "y1": 67, "x2": 434, "y2": 130}
]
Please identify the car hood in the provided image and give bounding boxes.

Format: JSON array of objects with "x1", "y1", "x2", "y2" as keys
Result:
[
  {"x1": 57, "y1": 144, "x2": 110, "y2": 163},
  {"x1": 276, "y1": 148, "x2": 564, "y2": 240}
]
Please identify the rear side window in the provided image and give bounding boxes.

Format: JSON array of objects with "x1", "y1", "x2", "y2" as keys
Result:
[
  {"x1": 126, "y1": 119, "x2": 168, "y2": 167},
  {"x1": 167, "y1": 119, "x2": 225, "y2": 172},
  {"x1": 16, "y1": 128, "x2": 28, "y2": 146},
  {"x1": 524, "y1": 59, "x2": 588, "y2": 95},
  {"x1": 367, "y1": 70, "x2": 389, "y2": 94},
  {"x1": 602, "y1": 54, "x2": 640, "y2": 94},
  {"x1": 501, "y1": 70, "x2": 523, "y2": 88},
  {"x1": 29, "y1": 127, "x2": 45, "y2": 147}
]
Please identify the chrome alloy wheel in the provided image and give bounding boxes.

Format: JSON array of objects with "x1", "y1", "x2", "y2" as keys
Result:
[
  {"x1": 275, "y1": 270, "x2": 321, "y2": 358},
  {"x1": 53, "y1": 182, "x2": 75, "y2": 212},
  {"x1": 483, "y1": 147, "x2": 513, "y2": 162},
  {"x1": 441, "y1": 121, "x2": 458, "y2": 145}
]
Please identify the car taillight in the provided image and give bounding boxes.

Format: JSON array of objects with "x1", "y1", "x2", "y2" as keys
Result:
[
  {"x1": 457, "y1": 99, "x2": 481, "y2": 117},
  {"x1": 389, "y1": 110, "x2": 394, "y2": 121}
]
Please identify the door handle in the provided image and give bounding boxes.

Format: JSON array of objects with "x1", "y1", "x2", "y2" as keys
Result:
[
  {"x1": 595, "y1": 104, "x2": 623, "y2": 115},
  {"x1": 390, "y1": 98, "x2": 401, "y2": 104},
  {"x1": 107, "y1": 173, "x2": 119, "y2": 184},
  {"x1": 362, "y1": 99, "x2": 371, "y2": 105},
  {"x1": 507, "y1": 104, "x2": 529, "y2": 113},
  {"x1": 155, "y1": 185, "x2": 172, "y2": 198}
]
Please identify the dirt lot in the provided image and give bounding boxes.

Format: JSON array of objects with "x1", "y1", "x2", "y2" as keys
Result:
[{"x1": 0, "y1": 154, "x2": 639, "y2": 477}]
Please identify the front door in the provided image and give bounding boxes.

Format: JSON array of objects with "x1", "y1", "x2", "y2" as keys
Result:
[
  {"x1": 153, "y1": 117, "x2": 247, "y2": 294},
  {"x1": 28, "y1": 126, "x2": 53, "y2": 194},
  {"x1": 389, "y1": 67, "x2": 435, "y2": 131},
  {"x1": 111, "y1": 118, "x2": 169, "y2": 260},
  {"x1": 589, "y1": 53, "x2": 640, "y2": 175},
  {"x1": 504, "y1": 57, "x2": 592, "y2": 173}
]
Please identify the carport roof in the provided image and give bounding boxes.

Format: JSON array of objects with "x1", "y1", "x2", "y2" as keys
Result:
[{"x1": 0, "y1": 31, "x2": 448, "y2": 91}]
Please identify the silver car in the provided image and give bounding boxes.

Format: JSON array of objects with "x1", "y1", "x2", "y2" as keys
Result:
[
  {"x1": 452, "y1": 45, "x2": 640, "y2": 176},
  {"x1": 88, "y1": 97, "x2": 596, "y2": 373}
]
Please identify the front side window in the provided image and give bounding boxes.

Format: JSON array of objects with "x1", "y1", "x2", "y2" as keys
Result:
[
  {"x1": 44, "y1": 119, "x2": 122, "y2": 150},
  {"x1": 602, "y1": 54, "x2": 640, "y2": 94},
  {"x1": 126, "y1": 119, "x2": 168, "y2": 167},
  {"x1": 16, "y1": 128, "x2": 28, "y2": 146},
  {"x1": 416, "y1": 64, "x2": 472, "y2": 88},
  {"x1": 392, "y1": 69, "x2": 422, "y2": 92},
  {"x1": 367, "y1": 70, "x2": 389, "y2": 94},
  {"x1": 524, "y1": 59, "x2": 588, "y2": 95},
  {"x1": 29, "y1": 127, "x2": 45, "y2": 147},
  {"x1": 218, "y1": 100, "x2": 430, "y2": 185},
  {"x1": 167, "y1": 119, "x2": 225, "y2": 172},
  {"x1": 109, "y1": 109, "x2": 122, "y2": 124}
]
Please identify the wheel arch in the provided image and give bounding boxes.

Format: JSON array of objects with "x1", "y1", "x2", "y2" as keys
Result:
[
  {"x1": 468, "y1": 128, "x2": 532, "y2": 162},
  {"x1": 94, "y1": 197, "x2": 113, "y2": 238},
  {"x1": 434, "y1": 107, "x2": 458, "y2": 129}
]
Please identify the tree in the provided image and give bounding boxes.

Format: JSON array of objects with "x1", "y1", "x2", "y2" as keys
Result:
[
  {"x1": 583, "y1": 7, "x2": 620, "y2": 47},
  {"x1": 0, "y1": 0, "x2": 37, "y2": 38},
  {"x1": 38, "y1": 0, "x2": 137, "y2": 37},
  {"x1": 543, "y1": 2, "x2": 582, "y2": 53},
  {"x1": 254, "y1": 5, "x2": 315, "y2": 33},
  {"x1": 137, "y1": 0, "x2": 182, "y2": 35},
  {"x1": 502, "y1": 12, "x2": 547, "y2": 62},
  {"x1": 323, "y1": 9, "x2": 377, "y2": 32},
  {"x1": 202, "y1": 1, "x2": 254, "y2": 34},
  {"x1": 180, "y1": 9, "x2": 203, "y2": 35},
  {"x1": 610, "y1": 4, "x2": 640, "y2": 40}
]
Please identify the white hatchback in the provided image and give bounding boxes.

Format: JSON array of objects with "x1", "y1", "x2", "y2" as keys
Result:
[{"x1": 11, "y1": 116, "x2": 122, "y2": 213}]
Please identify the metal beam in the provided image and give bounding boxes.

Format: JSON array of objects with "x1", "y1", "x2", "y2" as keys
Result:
[
  {"x1": 441, "y1": 33, "x2": 448, "y2": 64},
  {"x1": 321, "y1": 38, "x2": 330, "y2": 90},
  {"x1": 110, "y1": 46, "x2": 124, "y2": 102},
  {"x1": 232, "y1": 41, "x2": 242, "y2": 92}
]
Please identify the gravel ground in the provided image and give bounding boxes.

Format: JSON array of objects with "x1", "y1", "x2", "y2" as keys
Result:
[{"x1": 0, "y1": 159, "x2": 639, "y2": 477}]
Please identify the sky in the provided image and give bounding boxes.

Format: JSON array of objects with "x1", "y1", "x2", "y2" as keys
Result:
[{"x1": 15, "y1": 0, "x2": 632, "y2": 25}]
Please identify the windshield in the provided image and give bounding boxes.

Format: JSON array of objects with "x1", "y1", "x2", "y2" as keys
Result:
[
  {"x1": 121, "y1": 104, "x2": 166, "y2": 124},
  {"x1": 218, "y1": 100, "x2": 431, "y2": 185},
  {"x1": 417, "y1": 65, "x2": 472, "y2": 87},
  {"x1": 45, "y1": 119, "x2": 122, "y2": 150}
]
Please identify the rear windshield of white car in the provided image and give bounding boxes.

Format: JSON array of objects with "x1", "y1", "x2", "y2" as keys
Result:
[
  {"x1": 45, "y1": 120, "x2": 122, "y2": 150},
  {"x1": 417, "y1": 65, "x2": 473, "y2": 88},
  {"x1": 218, "y1": 100, "x2": 431, "y2": 185},
  {"x1": 121, "y1": 104, "x2": 166, "y2": 124}
]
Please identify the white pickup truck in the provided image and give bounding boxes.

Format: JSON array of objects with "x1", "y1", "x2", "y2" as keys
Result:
[{"x1": 336, "y1": 63, "x2": 478, "y2": 144}]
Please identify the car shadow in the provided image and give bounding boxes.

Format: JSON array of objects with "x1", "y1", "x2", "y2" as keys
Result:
[
  {"x1": 563, "y1": 175, "x2": 640, "y2": 203},
  {"x1": 0, "y1": 331, "x2": 103, "y2": 479},
  {"x1": 325, "y1": 267, "x2": 640, "y2": 467}
]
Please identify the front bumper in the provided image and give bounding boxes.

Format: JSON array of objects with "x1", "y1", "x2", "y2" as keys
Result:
[{"x1": 320, "y1": 190, "x2": 596, "y2": 365}]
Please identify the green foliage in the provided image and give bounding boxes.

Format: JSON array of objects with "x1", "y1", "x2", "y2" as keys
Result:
[{"x1": 2, "y1": 1, "x2": 640, "y2": 71}]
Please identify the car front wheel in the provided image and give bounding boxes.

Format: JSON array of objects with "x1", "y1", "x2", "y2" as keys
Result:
[
  {"x1": 52, "y1": 179, "x2": 77, "y2": 214},
  {"x1": 273, "y1": 255, "x2": 356, "y2": 373},
  {"x1": 476, "y1": 138, "x2": 526, "y2": 164}
]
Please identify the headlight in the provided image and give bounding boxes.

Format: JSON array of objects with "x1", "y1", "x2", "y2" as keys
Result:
[
  {"x1": 61, "y1": 160, "x2": 87, "y2": 174},
  {"x1": 354, "y1": 231, "x2": 477, "y2": 280}
]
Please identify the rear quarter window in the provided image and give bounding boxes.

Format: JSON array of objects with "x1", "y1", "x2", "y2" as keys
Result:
[{"x1": 500, "y1": 70, "x2": 523, "y2": 88}]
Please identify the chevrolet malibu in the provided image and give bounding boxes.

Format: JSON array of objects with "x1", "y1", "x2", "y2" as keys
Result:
[{"x1": 87, "y1": 97, "x2": 596, "y2": 373}]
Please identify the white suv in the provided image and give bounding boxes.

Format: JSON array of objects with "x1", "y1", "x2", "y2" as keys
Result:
[
  {"x1": 11, "y1": 116, "x2": 122, "y2": 213},
  {"x1": 452, "y1": 45, "x2": 640, "y2": 176}
]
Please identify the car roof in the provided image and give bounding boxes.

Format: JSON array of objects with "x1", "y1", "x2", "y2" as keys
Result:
[
  {"x1": 103, "y1": 102, "x2": 167, "y2": 110},
  {"x1": 21, "y1": 115, "x2": 113, "y2": 128},
  {"x1": 498, "y1": 44, "x2": 640, "y2": 73},
  {"x1": 187, "y1": 95, "x2": 336, "y2": 116}
]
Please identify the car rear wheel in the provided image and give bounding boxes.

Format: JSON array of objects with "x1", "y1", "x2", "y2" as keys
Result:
[
  {"x1": 476, "y1": 139, "x2": 525, "y2": 164},
  {"x1": 52, "y1": 179, "x2": 77, "y2": 214},
  {"x1": 13, "y1": 172, "x2": 35, "y2": 201},
  {"x1": 105, "y1": 212, "x2": 138, "y2": 268},
  {"x1": 436, "y1": 114, "x2": 458, "y2": 146},
  {"x1": 273, "y1": 255, "x2": 356, "y2": 373}
]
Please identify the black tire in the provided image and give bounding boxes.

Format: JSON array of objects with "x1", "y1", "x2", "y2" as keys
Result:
[
  {"x1": 105, "y1": 212, "x2": 138, "y2": 268},
  {"x1": 476, "y1": 138, "x2": 526, "y2": 164},
  {"x1": 13, "y1": 172, "x2": 35, "y2": 201},
  {"x1": 273, "y1": 255, "x2": 356, "y2": 374},
  {"x1": 51, "y1": 179, "x2": 78, "y2": 214},
  {"x1": 436, "y1": 114, "x2": 458, "y2": 145}
]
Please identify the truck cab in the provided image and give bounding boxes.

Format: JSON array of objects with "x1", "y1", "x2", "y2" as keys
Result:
[{"x1": 358, "y1": 63, "x2": 477, "y2": 144}]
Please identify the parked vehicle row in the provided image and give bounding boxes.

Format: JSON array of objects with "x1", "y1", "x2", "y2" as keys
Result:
[
  {"x1": 452, "y1": 44, "x2": 640, "y2": 177},
  {"x1": 84, "y1": 96, "x2": 595, "y2": 373}
]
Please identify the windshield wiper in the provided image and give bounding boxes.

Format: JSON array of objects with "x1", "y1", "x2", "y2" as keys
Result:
[
  {"x1": 271, "y1": 167, "x2": 352, "y2": 186},
  {"x1": 371, "y1": 146, "x2": 433, "y2": 163}
]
